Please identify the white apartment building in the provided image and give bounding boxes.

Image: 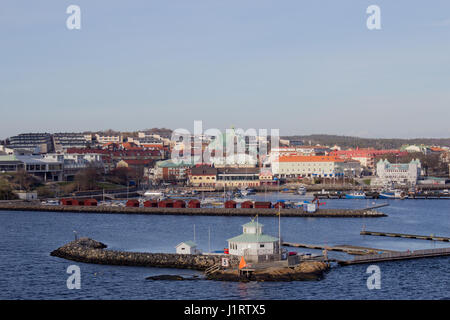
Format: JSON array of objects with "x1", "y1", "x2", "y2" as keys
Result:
[
  {"x1": 95, "y1": 134, "x2": 123, "y2": 145},
  {"x1": 375, "y1": 159, "x2": 421, "y2": 186},
  {"x1": 271, "y1": 155, "x2": 362, "y2": 178}
]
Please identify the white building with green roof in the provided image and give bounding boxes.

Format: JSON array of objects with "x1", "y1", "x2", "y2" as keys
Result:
[{"x1": 227, "y1": 220, "x2": 279, "y2": 257}]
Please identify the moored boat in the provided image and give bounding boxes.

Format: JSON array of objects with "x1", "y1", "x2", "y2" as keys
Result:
[
  {"x1": 297, "y1": 186, "x2": 307, "y2": 195},
  {"x1": 344, "y1": 191, "x2": 366, "y2": 199},
  {"x1": 379, "y1": 189, "x2": 407, "y2": 199}
]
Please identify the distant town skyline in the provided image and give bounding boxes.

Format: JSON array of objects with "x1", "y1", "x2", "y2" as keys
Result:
[{"x1": 1, "y1": 1, "x2": 450, "y2": 139}]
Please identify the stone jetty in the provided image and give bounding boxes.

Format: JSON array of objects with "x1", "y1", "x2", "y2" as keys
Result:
[
  {"x1": 0, "y1": 202, "x2": 386, "y2": 217},
  {"x1": 50, "y1": 238, "x2": 239, "y2": 270}
]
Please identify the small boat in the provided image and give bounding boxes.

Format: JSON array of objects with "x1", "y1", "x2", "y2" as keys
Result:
[
  {"x1": 200, "y1": 198, "x2": 222, "y2": 205},
  {"x1": 345, "y1": 191, "x2": 366, "y2": 199},
  {"x1": 144, "y1": 190, "x2": 165, "y2": 198},
  {"x1": 232, "y1": 198, "x2": 254, "y2": 203},
  {"x1": 41, "y1": 200, "x2": 60, "y2": 206},
  {"x1": 239, "y1": 188, "x2": 256, "y2": 196},
  {"x1": 297, "y1": 186, "x2": 307, "y2": 195},
  {"x1": 379, "y1": 189, "x2": 407, "y2": 199}
]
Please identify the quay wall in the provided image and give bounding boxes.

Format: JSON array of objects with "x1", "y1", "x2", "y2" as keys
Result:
[
  {"x1": 51, "y1": 238, "x2": 240, "y2": 271},
  {"x1": 0, "y1": 203, "x2": 386, "y2": 217}
]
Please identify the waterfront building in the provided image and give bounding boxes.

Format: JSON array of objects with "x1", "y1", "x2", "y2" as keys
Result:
[
  {"x1": 8, "y1": 133, "x2": 53, "y2": 154},
  {"x1": 227, "y1": 220, "x2": 279, "y2": 257},
  {"x1": 0, "y1": 155, "x2": 24, "y2": 172},
  {"x1": 210, "y1": 153, "x2": 257, "y2": 168},
  {"x1": 0, "y1": 154, "x2": 63, "y2": 181},
  {"x1": 0, "y1": 146, "x2": 14, "y2": 155},
  {"x1": 375, "y1": 159, "x2": 421, "y2": 186},
  {"x1": 189, "y1": 165, "x2": 217, "y2": 187},
  {"x1": 153, "y1": 159, "x2": 194, "y2": 182},
  {"x1": 329, "y1": 148, "x2": 408, "y2": 172},
  {"x1": 43, "y1": 153, "x2": 104, "y2": 181},
  {"x1": 66, "y1": 148, "x2": 163, "y2": 173},
  {"x1": 259, "y1": 169, "x2": 274, "y2": 185},
  {"x1": 175, "y1": 241, "x2": 201, "y2": 255},
  {"x1": 271, "y1": 155, "x2": 361, "y2": 179},
  {"x1": 216, "y1": 167, "x2": 260, "y2": 188},
  {"x1": 14, "y1": 191, "x2": 38, "y2": 201}
]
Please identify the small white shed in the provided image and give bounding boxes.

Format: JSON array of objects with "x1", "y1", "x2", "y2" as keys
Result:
[
  {"x1": 175, "y1": 241, "x2": 200, "y2": 254},
  {"x1": 14, "y1": 191, "x2": 38, "y2": 201}
]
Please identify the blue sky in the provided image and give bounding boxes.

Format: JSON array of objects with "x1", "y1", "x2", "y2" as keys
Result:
[{"x1": 1, "y1": 0, "x2": 450, "y2": 139}]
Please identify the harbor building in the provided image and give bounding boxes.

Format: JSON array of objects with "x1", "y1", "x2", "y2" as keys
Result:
[
  {"x1": 375, "y1": 159, "x2": 421, "y2": 186},
  {"x1": 175, "y1": 241, "x2": 201, "y2": 255},
  {"x1": 43, "y1": 153, "x2": 104, "y2": 181},
  {"x1": 153, "y1": 159, "x2": 195, "y2": 182},
  {"x1": 227, "y1": 220, "x2": 280, "y2": 261},
  {"x1": 189, "y1": 165, "x2": 218, "y2": 187},
  {"x1": 271, "y1": 155, "x2": 362, "y2": 178},
  {"x1": 210, "y1": 153, "x2": 258, "y2": 168},
  {"x1": 329, "y1": 148, "x2": 408, "y2": 172},
  {"x1": 0, "y1": 154, "x2": 63, "y2": 181},
  {"x1": 216, "y1": 167, "x2": 260, "y2": 188}
]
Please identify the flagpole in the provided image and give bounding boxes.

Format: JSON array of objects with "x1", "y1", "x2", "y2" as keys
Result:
[
  {"x1": 278, "y1": 204, "x2": 281, "y2": 256},
  {"x1": 256, "y1": 214, "x2": 259, "y2": 254}
]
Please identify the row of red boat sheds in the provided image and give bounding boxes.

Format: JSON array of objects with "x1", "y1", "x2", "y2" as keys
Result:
[{"x1": 59, "y1": 199, "x2": 287, "y2": 209}]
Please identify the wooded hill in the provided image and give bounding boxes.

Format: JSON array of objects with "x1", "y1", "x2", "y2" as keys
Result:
[{"x1": 282, "y1": 134, "x2": 450, "y2": 149}]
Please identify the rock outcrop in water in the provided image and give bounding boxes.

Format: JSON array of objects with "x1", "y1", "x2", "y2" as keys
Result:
[{"x1": 206, "y1": 261, "x2": 329, "y2": 282}]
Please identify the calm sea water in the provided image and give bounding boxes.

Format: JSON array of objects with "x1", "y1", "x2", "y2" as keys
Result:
[{"x1": 0, "y1": 196, "x2": 449, "y2": 300}]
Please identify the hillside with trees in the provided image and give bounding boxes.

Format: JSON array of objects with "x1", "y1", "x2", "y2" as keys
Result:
[{"x1": 282, "y1": 134, "x2": 450, "y2": 149}]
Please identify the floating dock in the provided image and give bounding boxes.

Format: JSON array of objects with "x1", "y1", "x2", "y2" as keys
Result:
[{"x1": 360, "y1": 230, "x2": 450, "y2": 242}]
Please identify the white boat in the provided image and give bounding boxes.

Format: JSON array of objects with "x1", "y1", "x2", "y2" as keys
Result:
[
  {"x1": 379, "y1": 189, "x2": 407, "y2": 199},
  {"x1": 144, "y1": 190, "x2": 165, "y2": 198},
  {"x1": 200, "y1": 198, "x2": 222, "y2": 205},
  {"x1": 297, "y1": 186, "x2": 307, "y2": 195},
  {"x1": 232, "y1": 198, "x2": 254, "y2": 203},
  {"x1": 345, "y1": 191, "x2": 366, "y2": 199},
  {"x1": 41, "y1": 200, "x2": 60, "y2": 206}
]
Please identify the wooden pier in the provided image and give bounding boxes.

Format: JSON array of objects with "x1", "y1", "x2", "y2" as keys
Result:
[
  {"x1": 282, "y1": 242, "x2": 397, "y2": 255},
  {"x1": 360, "y1": 230, "x2": 450, "y2": 242},
  {"x1": 363, "y1": 203, "x2": 389, "y2": 210},
  {"x1": 338, "y1": 247, "x2": 450, "y2": 265}
]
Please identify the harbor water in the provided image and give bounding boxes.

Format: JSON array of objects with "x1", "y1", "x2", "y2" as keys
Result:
[{"x1": 0, "y1": 196, "x2": 449, "y2": 299}]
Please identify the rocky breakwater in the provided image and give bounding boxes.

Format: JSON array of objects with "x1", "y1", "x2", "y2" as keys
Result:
[
  {"x1": 50, "y1": 238, "x2": 239, "y2": 270},
  {"x1": 207, "y1": 261, "x2": 329, "y2": 282}
]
